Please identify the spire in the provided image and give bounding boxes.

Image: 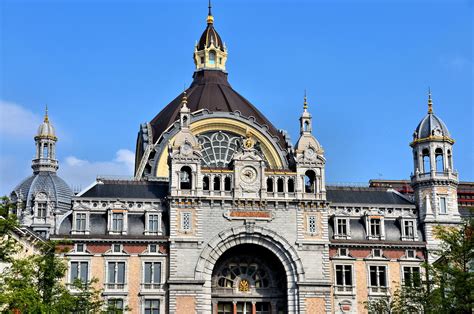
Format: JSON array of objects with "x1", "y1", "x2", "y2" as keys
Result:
[
  {"x1": 44, "y1": 104, "x2": 49, "y2": 123},
  {"x1": 207, "y1": 0, "x2": 214, "y2": 24},
  {"x1": 181, "y1": 90, "x2": 189, "y2": 109},
  {"x1": 427, "y1": 87, "x2": 433, "y2": 114},
  {"x1": 303, "y1": 90, "x2": 308, "y2": 111}
]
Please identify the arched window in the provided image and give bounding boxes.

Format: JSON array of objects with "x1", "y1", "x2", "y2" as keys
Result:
[
  {"x1": 180, "y1": 166, "x2": 192, "y2": 190},
  {"x1": 203, "y1": 176, "x2": 210, "y2": 191},
  {"x1": 277, "y1": 178, "x2": 284, "y2": 193},
  {"x1": 304, "y1": 121, "x2": 309, "y2": 132},
  {"x1": 435, "y1": 148, "x2": 444, "y2": 172},
  {"x1": 287, "y1": 178, "x2": 295, "y2": 193},
  {"x1": 209, "y1": 51, "x2": 216, "y2": 65},
  {"x1": 43, "y1": 145, "x2": 49, "y2": 158},
  {"x1": 224, "y1": 177, "x2": 231, "y2": 191},
  {"x1": 304, "y1": 170, "x2": 316, "y2": 193},
  {"x1": 213, "y1": 176, "x2": 221, "y2": 191},
  {"x1": 422, "y1": 149, "x2": 430, "y2": 173},
  {"x1": 447, "y1": 150, "x2": 453, "y2": 170},
  {"x1": 266, "y1": 178, "x2": 274, "y2": 192}
]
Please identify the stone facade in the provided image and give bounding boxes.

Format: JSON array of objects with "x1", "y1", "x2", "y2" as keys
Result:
[{"x1": 10, "y1": 5, "x2": 468, "y2": 314}]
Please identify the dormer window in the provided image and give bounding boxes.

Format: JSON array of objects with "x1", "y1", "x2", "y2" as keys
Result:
[
  {"x1": 365, "y1": 212, "x2": 385, "y2": 240},
  {"x1": 209, "y1": 50, "x2": 216, "y2": 65},
  {"x1": 37, "y1": 202, "x2": 47, "y2": 218},
  {"x1": 334, "y1": 217, "x2": 351, "y2": 239},
  {"x1": 108, "y1": 209, "x2": 128, "y2": 235},
  {"x1": 400, "y1": 218, "x2": 418, "y2": 241}
]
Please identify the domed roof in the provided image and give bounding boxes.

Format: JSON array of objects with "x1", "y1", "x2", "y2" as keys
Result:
[
  {"x1": 197, "y1": 22, "x2": 225, "y2": 51},
  {"x1": 413, "y1": 94, "x2": 452, "y2": 141},
  {"x1": 11, "y1": 172, "x2": 73, "y2": 213},
  {"x1": 36, "y1": 108, "x2": 56, "y2": 140},
  {"x1": 149, "y1": 70, "x2": 286, "y2": 149}
]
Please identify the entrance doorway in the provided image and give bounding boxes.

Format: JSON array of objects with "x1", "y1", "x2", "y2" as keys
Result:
[{"x1": 211, "y1": 244, "x2": 287, "y2": 314}]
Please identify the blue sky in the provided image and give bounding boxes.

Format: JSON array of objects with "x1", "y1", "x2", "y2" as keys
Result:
[{"x1": 0, "y1": 0, "x2": 472, "y2": 195}]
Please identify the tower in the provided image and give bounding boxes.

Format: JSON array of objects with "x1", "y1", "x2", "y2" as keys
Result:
[
  {"x1": 193, "y1": 1, "x2": 228, "y2": 72},
  {"x1": 10, "y1": 107, "x2": 73, "y2": 238},
  {"x1": 32, "y1": 106, "x2": 59, "y2": 173},
  {"x1": 410, "y1": 90, "x2": 461, "y2": 259},
  {"x1": 294, "y1": 93, "x2": 326, "y2": 200}
]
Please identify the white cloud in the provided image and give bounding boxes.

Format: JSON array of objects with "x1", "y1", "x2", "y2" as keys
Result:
[
  {"x1": 60, "y1": 149, "x2": 135, "y2": 191},
  {"x1": 0, "y1": 100, "x2": 42, "y2": 138}
]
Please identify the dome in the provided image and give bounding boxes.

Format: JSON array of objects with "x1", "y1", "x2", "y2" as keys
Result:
[
  {"x1": 197, "y1": 22, "x2": 225, "y2": 51},
  {"x1": 413, "y1": 112, "x2": 451, "y2": 140},
  {"x1": 11, "y1": 172, "x2": 73, "y2": 213},
  {"x1": 36, "y1": 111, "x2": 56, "y2": 139},
  {"x1": 149, "y1": 70, "x2": 286, "y2": 148}
]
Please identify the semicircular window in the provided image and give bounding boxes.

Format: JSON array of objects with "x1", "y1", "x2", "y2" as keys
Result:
[
  {"x1": 214, "y1": 257, "x2": 273, "y2": 290},
  {"x1": 198, "y1": 131, "x2": 242, "y2": 168}
]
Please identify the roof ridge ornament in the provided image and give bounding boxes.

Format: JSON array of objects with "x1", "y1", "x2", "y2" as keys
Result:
[
  {"x1": 427, "y1": 87, "x2": 433, "y2": 114},
  {"x1": 303, "y1": 89, "x2": 308, "y2": 111},
  {"x1": 44, "y1": 104, "x2": 49, "y2": 123}
]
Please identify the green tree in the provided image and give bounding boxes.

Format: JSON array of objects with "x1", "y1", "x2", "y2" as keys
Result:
[
  {"x1": 0, "y1": 196, "x2": 108, "y2": 313},
  {"x1": 364, "y1": 217, "x2": 474, "y2": 314}
]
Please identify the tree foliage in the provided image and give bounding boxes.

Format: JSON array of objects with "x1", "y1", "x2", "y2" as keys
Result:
[
  {"x1": 0, "y1": 196, "x2": 109, "y2": 313},
  {"x1": 365, "y1": 217, "x2": 474, "y2": 314}
]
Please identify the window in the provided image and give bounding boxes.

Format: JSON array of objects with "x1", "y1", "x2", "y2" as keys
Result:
[
  {"x1": 209, "y1": 50, "x2": 216, "y2": 65},
  {"x1": 143, "y1": 262, "x2": 161, "y2": 289},
  {"x1": 217, "y1": 303, "x2": 233, "y2": 314},
  {"x1": 112, "y1": 244, "x2": 122, "y2": 253},
  {"x1": 336, "y1": 218, "x2": 348, "y2": 237},
  {"x1": 75, "y1": 213, "x2": 86, "y2": 231},
  {"x1": 255, "y1": 302, "x2": 271, "y2": 314},
  {"x1": 75, "y1": 243, "x2": 85, "y2": 253},
  {"x1": 403, "y1": 266, "x2": 421, "y2": 287},
  {"x1": 308, "y1": 215, "x2": 317, "y2": 233},
  {"x1": 203, "y1": 176, "x2": 210, "y2": 190},
  {"x1": 148, "y1": 244, "x2": 158, "y2": 253},
  {"x1": 287, "y1": 178, "x2": 295, "y2": 193},
  {"x1": 107, "y1": 262, "x2": 126, "y2": 289},
  {"x1": 107, "y1": 299, "x2": 124, "y2": 313},
  {"x1": 406, "y1": 249, "x2": 416, "y2": 259},
  {"x1": 70, "y1": 261, "x2": 88, "y2": 283},
  {"x1": 335, "y1": 264, "x2": 353, "y2": 292},
  {"x1": 224, "y1": 177, "x2": 231, "y2": 191},
  {"x1": 339, "y1": 248, "x2": 348, "y2": 257},
  {"x1": 37, "y1": 230, "x2": 47, "y2": 238},
  {"x1": 213, "y1": 176, "x2": 221, "y2": 191},
  {"x1": 197, "y1": 131, "x2": 242, "y2": 167},
  {"x1": 37, "y1": 202, "x2": 47, "y2": 218},
  {"x1": 403, "y1": 220, "x2": 415, "y2": 239},
  {"x1": 112, "y1": 213, "x2": 124, "y2": 232},
  {"x1": 439, "y1": 197, "x2": 447, "y2": 214},
  {"x1": 148, "y1": 214, "x2": 160, "y2": 233},
  {"x1": 200, "y1": 57, "x2": 204, "y2": 64},
  {"x1": 181, "y1": 212, "x2": 192, "y2": 231},
  {"x1": 304, "y1": 170, "x2": 316, "y2": 193},
  {"x1": 180, "y1": 166, "x2": 192, "y2": 190},
  {"x1": 369, "y1": 265, "x2": 387, "y2": 293},
  {"x1": 435, "y1": 148, "x2": 444, "y2": 172},
  {"x1": 277, "y1": 178, "x2": 284, "y2": 192},
  {"x1": 266, "y1": 178, "x2": 274, "y2": 192},
  {"x1": 144, "y1": 299, "x2": 160, "y2": 314},
  {"x1": 422, "y1": 149, "x2": 430, "y2": 173},
  {"x1": 372, "y1": 249, "x2": 382, "y2": 258},
  {"x1": 370, "y1": 218, "x2": 381, "y2": 237}
]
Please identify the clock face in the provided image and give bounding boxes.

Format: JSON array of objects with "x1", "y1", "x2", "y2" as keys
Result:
[
  {"x1": 240, "y1": 166, "x2": 257, "y2": 184},
  {"x1": 181, "y1": 143, "x2": 192, "y2": 155},
  {"x1": 305, "y1": 147, "x2": 315, "y2": 158}
]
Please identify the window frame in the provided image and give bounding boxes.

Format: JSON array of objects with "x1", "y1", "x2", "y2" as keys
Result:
[
  {"x1": 142, "y1": 261, "x2": 163, "y2": 290},
  {"x1": 439, "y1": 196, "x2": 448, "y2": 214},
  {"x1": 307, "y1": 214, "x2": 317, "y2": 234},
  {"x1": 105, "y1": 260, "x2": 127, "y2": 291},
  {"x1": 334, "y1": 263, "x2": 354, "y2": 295},
  {"x1": 367, "y1": 264, "x2": 389, "y2": 295},
  {"x1": 145, "y1": 211, "x2": 162, "y2": 235},
  {"x1": 334, "y1": 217, "x2": 351, "y2": 239},
  {"x1": 181, "y1": 211, "x2": 192, "y2": 232}
]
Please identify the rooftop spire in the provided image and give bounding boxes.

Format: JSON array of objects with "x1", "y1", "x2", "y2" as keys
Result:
[
  {"x1": 44, "y1": 104, "x2": 49, "y2": 123},
  {"x1": 207, "y1": 0, "x2": 214, "y2": 24},
  {"x1": 428, "y1": 87, "x2": 433, "y2": 114},
  {"x1": 303, "y1": 90, "x2": 308, "y2": 111}
]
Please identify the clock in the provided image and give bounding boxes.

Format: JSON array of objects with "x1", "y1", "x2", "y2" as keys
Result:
[
  {"x1": 240, "y1": 166, "x2": 257, "y2": 184},
  {"x1": 305, "y1": 147, "x2": 315, "y2": 159},
  {"x1": 181, "y1": 143, "x2": 192, "y2": 156}
]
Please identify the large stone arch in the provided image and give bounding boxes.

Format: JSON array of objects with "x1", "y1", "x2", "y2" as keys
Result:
[{"x1": 195, "y1": 225, "x2": 305, "y2": 313}]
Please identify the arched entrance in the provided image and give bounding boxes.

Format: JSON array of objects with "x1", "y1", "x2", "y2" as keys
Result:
[{"x1": 212, "y1": 244, "x2": 287, "y2": 314}]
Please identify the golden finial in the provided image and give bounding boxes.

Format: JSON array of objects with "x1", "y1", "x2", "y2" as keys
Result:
[
  {"x1": 182, "y1": 90, "x2": 188, "y2": 105},
  {"x1": 427, "y1": 87, "x2": 433, "y2": 114},
  {"x1": 44, "y1": 104, "x2": 49, "y2": 123},
  {"x1": 207, "y1": 0, "x2": 214, "y2": 24},
  {"x1": 303, "y1": 90, "x2": 308, "y2": 110}
]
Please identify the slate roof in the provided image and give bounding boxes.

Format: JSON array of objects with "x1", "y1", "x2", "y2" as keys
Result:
[
  {"x1": 197, "y1": 22, "x2": 225, "y2": 51},
  {"x1": 326, "y1": 186, "x2": 413, "y2": 205},
  {"x1": 80, "y1": 180, "x2": 168, "y2": 199},
  {"x1": 148, "y1": 70, "x2": 287, "y2": 149},
  {"x1": 414, "y1": 111, "x2": 451, "y2": 140},
  {"x1": 12, "y1": 172, "x2": 73, "y2": 212}
]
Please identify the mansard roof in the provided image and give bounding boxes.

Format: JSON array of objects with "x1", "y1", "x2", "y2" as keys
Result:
[
  {"x1": 148, "y1": 70, "x2": 287, "y2": 149},
  {"x1": 79, "y1": 179, "x2": 168, "y2": 199},
  {"x1": 326, "y1": 186, "x2": 413, "y2": 205}
]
